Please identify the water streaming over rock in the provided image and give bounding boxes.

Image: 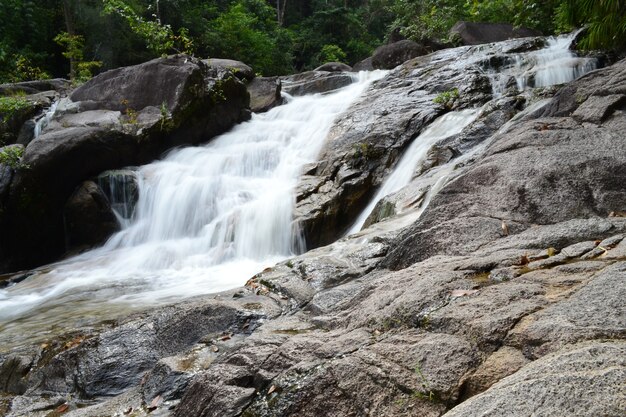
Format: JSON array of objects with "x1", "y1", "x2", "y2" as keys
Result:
[
  {"x1": 0, "y1": 71, "x2": 386, "y2": 350},
  {"x1": 33, "y1": 99, "x2": 58, "y2": 138},
  {"x1": 487, "y1": 31, "x2": 597, "y2": 96},
  {"x1": 348, "y1": 109, "x2": 480, "y2": 234},
  {"x1": 348, "y1": 31, "x2": 597, "y2": 236}
]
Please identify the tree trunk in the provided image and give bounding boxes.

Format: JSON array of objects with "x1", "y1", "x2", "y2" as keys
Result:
[{"x1": 61, "y1": 0, "x2": 76, "y2": 80}]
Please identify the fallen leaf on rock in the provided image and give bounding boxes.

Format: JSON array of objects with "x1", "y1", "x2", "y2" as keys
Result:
[
  {"x1": 268, "y1": 385, "x2": 276, "y2": 395},
  {"x1": 55, "y1": 403, "x2": 69, "y2": 413},
  {"x1": 219, "y1": 334, "x2": 232, "y2": 341},
  {"x1": 211, "y1": 345, "x2": 219, "y2": 352},
  {"x1": 518, "y1": 254, "x2": 530, "y2": 265},
  {"x1": 451, "y1": 289, "x2": 479, "y2": 297},
  {"x1": 547, "y1": 247, "x2": 556, "y2": 257},
  {"x1": 148, "y1": 395, "x2": 163, "y2": 410}
]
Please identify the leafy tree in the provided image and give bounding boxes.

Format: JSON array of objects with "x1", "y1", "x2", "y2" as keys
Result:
[
  {"x1": 555, "y1": 0, "x2": 626, "y2": 49},
  {"x1": 102, "y1": 0, "x2": 194, "y2": 56},
  {"x1": 203, "y1": 0, "x2": 293, "y2": 75}
]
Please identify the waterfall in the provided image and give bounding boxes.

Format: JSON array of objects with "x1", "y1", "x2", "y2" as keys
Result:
[
  {"x1": 33, "y1": 99, "x2": 59, "y2": 138},
  {"x1": 347, "y1": 109, "x2": 480, "y2": 234},
  {"x1": 0, "y1": 71, "x2": 386, "y2": 349},
  {"x1": 349, "y1": 31, "x2": 597, "y2": 235},
  {"x1": 488, "y1": 31, "x2": 597, "y2": 96}
]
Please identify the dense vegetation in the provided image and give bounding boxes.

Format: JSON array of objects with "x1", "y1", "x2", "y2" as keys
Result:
[{"x1": 0, "y1": 0, "x2": 624, "y2": 82}]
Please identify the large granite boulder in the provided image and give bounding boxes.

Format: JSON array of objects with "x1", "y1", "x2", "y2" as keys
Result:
[
  {"x1": 281, "y1": 71, "x2": 354, "y2": 96},
  {"x1": 371, "y1": 40, "x2": 429, "y2": 69},
  {"x1": 0, "y1": 54, "x2": 250, "y2": 271},
  {"x1": 314, "y1": 62, "x2": 353, "y2": 72},
  {"x1": 450, "y1": 21, "x2": 541, "y2": 46},
  {"x1": 247, "y1": 76, "x2": 282, "y2": 113}
]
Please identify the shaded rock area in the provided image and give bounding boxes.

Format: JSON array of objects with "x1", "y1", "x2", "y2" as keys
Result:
[
  {"x1": 63, "y1": 180, "x2": 120, "y2": 251},
  {"x1": 0, "y1": 54, "x2": 250, "y2": 271},
  {"x1": 450, "y1": 21, "x2": 542, "y2": 46},
  {"x1": 1, "y1": 41, "x2": 625, "y2": 417},
  {"x1": 281, "y1": 71, "x2": 354, "y2": 96}
]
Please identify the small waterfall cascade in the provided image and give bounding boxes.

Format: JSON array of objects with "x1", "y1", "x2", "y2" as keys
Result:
[
  {"x1": 33, "y1": 99, "x2": 59, "y2": 138},
  {"x1": 348, "y1": 109, "x2": 480, "y2": 234},
  {"x1": 0, "y1": 71, "x2": 386, "y2": 350},
  {"x1": 97, "y1": 169, "x2": 140, "y2": 228},
  {"x1": 349, "y1": 31, "x2": 597, "y2": 236},
  {"x1": 488, "y1": 31, "x2": 597, "y2": 96}
]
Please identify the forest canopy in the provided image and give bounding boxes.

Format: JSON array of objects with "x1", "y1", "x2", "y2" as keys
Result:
[{"x1": 0, "y1": 0, "x2": 624, "y2": 82}]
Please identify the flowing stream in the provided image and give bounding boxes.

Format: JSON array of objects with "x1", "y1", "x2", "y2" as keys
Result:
[{"x1": 0, "y1": 71, "x2": 386, "y2": 351}]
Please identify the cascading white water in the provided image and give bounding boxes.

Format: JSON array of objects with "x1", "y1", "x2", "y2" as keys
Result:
[
  {"x1": 348, "y1": 31, "x2": 597, "y2": 236},
  {"x1": 33, "y1": 99, "x2": 58, "y2": 138},
  {"x1": 0, "y1": 71, "x2": 386, "y2": 349},
  {"x1": 489, "y1": 31, "x2": 597, "y2": 96},
  {"x1": 347, "y1": 109, "x2": 480, "y2": 234}
]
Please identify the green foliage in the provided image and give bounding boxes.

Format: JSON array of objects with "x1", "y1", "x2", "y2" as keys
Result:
[
  {"x1": 13, "y1": 55, "x2": 51, "y2": 82},
  {"x1": 318, "y1": 44, "x2": 347, "y2": 63},
  {"x1": 555, "y1": 0, "x2": 626, "y2": 50},
  {"x1": 433, "y1": 88, "x2": 459, "y2": 109},
  {"x1": 102, "y1": 0, "x2": 194, "y2": 56},
  {"x1": 391, "y1": 0, "x2": 468, "y2": 42},
  {"x1": 203, "y1": 0, "x2": 292, "y2": 75},
  {"x1": 0, "y1": 145, "x2": 27, "y2": 169},
  {"x1": 54, "y1": 31, "x2": 102, "y2": 83},
  {"x1": 0, "y1": 96, "x2": 31, "y2": 117}
]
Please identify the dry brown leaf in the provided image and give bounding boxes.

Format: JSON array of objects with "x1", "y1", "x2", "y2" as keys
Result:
[
  {"x1": 267, "y1": 385, "x2": 276, "y2": 395},
  {"x1": 451, "y1": 289, "x2": 479, "y2": 297},
  {"x1": 148, "y1": 395, "x2": 163, "y2": 410},
  {"x1": 55, "y1": 403, "x2": 69, "y2": 413}
]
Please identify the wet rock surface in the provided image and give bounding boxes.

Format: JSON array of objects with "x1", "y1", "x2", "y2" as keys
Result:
[{"x1": 1, "y1": 45, "x2": 625, "y2": 417}]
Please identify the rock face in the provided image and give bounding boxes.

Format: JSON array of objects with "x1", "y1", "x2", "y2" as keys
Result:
[
  {"x1": 0, "y1": 55, "x2": 250, "y2": 271},
  {"x1": 450, "y1": 21, "x2": 542, "y2": 46},
  {"x1": 371, "y1": 40, "x2": 429, "y2": 69}
]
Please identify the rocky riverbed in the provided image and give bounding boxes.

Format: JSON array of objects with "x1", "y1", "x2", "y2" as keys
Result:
[{"x1": 0, "y1": 34, "x2": 625, "y2": 416}]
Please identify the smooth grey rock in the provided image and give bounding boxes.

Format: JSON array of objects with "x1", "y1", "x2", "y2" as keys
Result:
[
  {"x1": 314, "y1": 62, "x2": 352, "y2": 72},
  {"x1": 247, "y1": 76, "x2": 282, "y2": 113},
  {"x1": 507, "y1": 261, "x2": 626, "y2": 357},
  {"x1": 281, "y1": 71, "x2": 354, "y2": 96},
  {"x1": 371, "y1": 40, "x2": 429, "y2": 69},
  {"x1": 443, "y1": 341, "x2": 626, "y2": 417},
  {"x1": 204, "y1": 58, "x2": 255, "y2": 81}
]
